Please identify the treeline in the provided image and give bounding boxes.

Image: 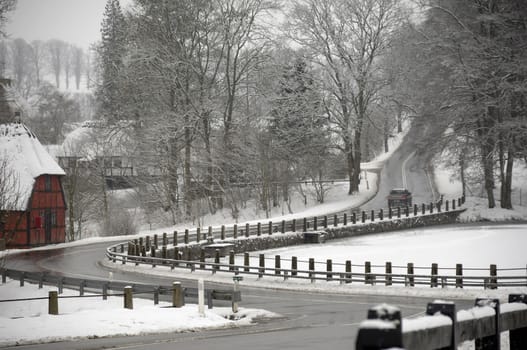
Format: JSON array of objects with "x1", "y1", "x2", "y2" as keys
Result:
[
  {"x1": 393, "y1": 0, "x2": 527, "y2": 209},
  {"x1": 93, "y1": 0, "x2": 406, "y2": 227},
  {"x1": 0, "y1": 38, "x2": 94, "y2": 97}
]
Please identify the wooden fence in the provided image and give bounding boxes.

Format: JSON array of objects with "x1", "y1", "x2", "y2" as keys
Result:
[
  {"x1": 106, "y1": 245, "x2": 527, "y2": 289},
  {"x1": 0, "y1": 268, "x2": 240, "y2": 309},
  {"x1": 355, "y1": 295, "x2": 527, "y2": 349},
  {"x1": 119, "y1": 197, "x2": 466, "y2": 248}
]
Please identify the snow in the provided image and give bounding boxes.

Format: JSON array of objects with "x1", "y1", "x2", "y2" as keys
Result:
[
  {"x1": 0, "y1": 123, "x2": 65, "y2": 210},
  {"x1": 2, "y1": 121, "x2": 526, "y2": 347},
  {"x1": 403, "y1": 315, "x2": 452, "y2": 332},
  {"x1": 0, "y1": 277, "x2": 278, "y2": 347}
]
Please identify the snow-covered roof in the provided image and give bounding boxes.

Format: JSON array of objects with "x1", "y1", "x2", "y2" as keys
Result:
[
  {"x1": 59, "y1": 120, "x2": 136, "y2": 160},
  {"x1": 0, "y1": 123, "x2": 65, "y2": 211}
]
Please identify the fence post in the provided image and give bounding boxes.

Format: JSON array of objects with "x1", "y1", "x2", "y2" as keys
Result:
[
  {"x1": 162, "y1": 246, "x2": 167, "y2": 260},
  {"x1": 79, "y1": 280, "x2": 86, "y2": 296},
  {"x1": 151, "y1": 246, "x2": 156, "y2": 267},
  {"x1": 154, "y1": 287, "x2": 159, "y2": 305},
  {"x1": 102, "y1": 283, "x2": 108, "y2": 300},
  {"x1": 292, "y1": 256, "x2": 297, "y2": 276},
  {"x1": 407, "y1": 263, "x2": 414, "y2": 287},
  {"x1": 245, "y1": 223, "x2": 250, "y2": 237},
  {"x1": 431, "y1": 263, "x2": 438, "y2": 288},
  {"x1": 309, "y1": 258, "x2": 315, "y2": 283},
  {"x1": 196, "y1": 227, "x2": 201, "y2": 242},
  {"x1": 445, "y1": 200, "x2": 449, "y2": 211},
  {"x1": 362, "y1": 211, "x2": 366, "y2": 223},
  {"x1": 352, "y1": 212, "x2": 357, "y2": 224},
  {"x1": 281, "y1": 220, "x2": 286, "y2": 233},
  {"x1": 426, "y1": 301, "x2": 457, "y2": 349},
  {"x1": 172, "y1": 282, "x2": 183, "y2": 308},
  {"x1": 323, "y1": 215, "x2": 328, "y2": 228},
  {"x1": 385, "y1": 262, "x2": 392, "y2": 286},
  {"x1": 275, "y1": 255, "x2": 281, "y2": 275},
  {"x1": 162, "y1": 232, "x2": 167, "y2": 246},
  {"x1": 257, "y1": 222, "x2": 261, "y2": 236},
  {"x1": 184, "y1": 229, "x2": 189, "y2": 244},
  {"x1": 379, "y1": 209, "x2": 383, "y2": 221},
  {"x1": 456, "y1": 264, "x2": 463, "y2": 288},
  {"x1": 430, "y1": 202, "x2": 434, "y2": 213},
  {"x1": 388, "y1": 207, "x2": 392, "y2": 219},
  {"x1": 208, "y1": 226, "x2": 213, "y2": 241},
  {"x1": 509, "y1": 294, "x2": 527, "y2": 350},
  {"x1": 397, "y1": 207, "x2": 401, "y2": 218},
  {"x1": 268, "y1": 221, "x2": 273, "y2": 235},
  {"x1": 326, "y1": 259, "x2": 332, "y2": 280},
  {"x1": 48, "y1": 291, "x2": 59, "y2": 315},
  {"x1": 221, "y1": 225, "x2": 226, "y2": 240},
  {"x1": 405, "y1": 206, "x2": 409, "y2": 217},
  {"x1": 154, "y1": 234, "x2": 159, "y2": 249},
  {"x1": 58, "y1": 278, "x2": 63, "y2": 294},
  {"x1": 233, "y1": 224, "x2": 238, "y2": 239},
  {"x1": 19, "y1": 272, "x2": 25, "y2": 287},
  {"x1": 39, "y1": 274, "x2": 45, "y2": 288},
  {"x1": 333, "y1": 214, "x2": 338, "y2": 227},
  {"x1": 355, "y1": 304, "x2": 403, "y2": 350},
  {"x1": 365, "y1": 261, "x2": 372, "y2": 285},
  {"x1": 259, "y1": 254, "x2": 265, "y2": 278},
  {"x1": 200, "y1": 248, "x2": 205, "y2": 269},
  {"x1": 452, "y1": 199, "x2": 456, "y2": 210},
  {"x1": 173, "y1": 231, "x2": 178, "y2": 245},
  {"x1": 422, "y1": 203, "x2": 426, "y2": 215},
  {"x1": 414, "y1": 204, "x2": 418, "y2": 216},
  {"x1": 244, "y1": 252, "x2": 250, "y2": 272},
  {"x1": 346, "y1": 260, "x2": 352, "y2": 284},
  {"x1": 214, "y1": 250, "x2": 220, "y2": 272},
  {"x1": 1, "y1": 269, "x2": 7, "y2": 283},
  {"x1": 343, "y1": 213, "x2": 347, "y2": 225},
  {"x1": 303, "y1": 218, "x2": 307, "y2": 232},
  {"x1": 229, "y1": 251, "x2": 235, "y2": 271},
  {"x1": 292, "y1": 219, "x2": 296, "y2": 232},
  {"x1": 314, "y1": 217, "x2": 318, "y2": 230},
  {"x1": 475, "y1": 298, "x2": 500, "y2": 349},
  {"x1": 489, "y1": 264, "x2": 497, "y2": 289},
  {"x1": 124, "y1": 286, "x2": 133, "y2": 310}
]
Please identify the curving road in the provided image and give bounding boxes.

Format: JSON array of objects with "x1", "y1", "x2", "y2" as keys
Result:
[{"x1": 3, "y1": 123, "x2": 471, "y2": 350}]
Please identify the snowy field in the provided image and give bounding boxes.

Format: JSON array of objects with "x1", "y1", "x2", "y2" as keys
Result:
[{"x1": 0, "y1": 278, "x2": 277, "y2": 347}]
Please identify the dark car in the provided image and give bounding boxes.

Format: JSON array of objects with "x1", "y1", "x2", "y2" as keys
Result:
[{"x1": 387, "y1": 188, "x2": 412, "y2": 208}]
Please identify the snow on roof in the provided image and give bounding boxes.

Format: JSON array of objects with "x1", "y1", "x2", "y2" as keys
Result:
[
  {"x1": 0, "y1": 123, "x2": 65, "y2": 211},
  {"x1": 59, "y1": 120, "x2": 135, "y2": 160}
]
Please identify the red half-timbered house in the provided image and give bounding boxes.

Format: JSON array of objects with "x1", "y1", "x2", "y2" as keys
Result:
[{"x1": 0, "y1": 123, "x2": 66, "y2": 248}]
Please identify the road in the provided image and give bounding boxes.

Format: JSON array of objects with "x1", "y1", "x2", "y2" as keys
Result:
[{"x1": 3, "y1": 122, "x2": 471, "y2": 350}]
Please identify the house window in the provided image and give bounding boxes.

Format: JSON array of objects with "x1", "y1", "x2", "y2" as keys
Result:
[
  {"x1": 51, "y1": 212, "x2": 57, "y2": 226},
  {"x1": 112, "y1": 157, "x2": 122, "y2": 168},
  {"x1": 44, "y1": 175, "x2": 52, "y2": 191}
]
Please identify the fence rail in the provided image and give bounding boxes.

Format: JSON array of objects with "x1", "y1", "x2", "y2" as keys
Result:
[
  {"x1": 355, "y1": 295, "x2": 527, "y2": 350},
  {"x1": 0, "y1": 268, "x2": 240, "y2": 309},
  {"x1": 104, "y1": 196, "x2": 526, "y2": 289},
  {"x1": 120, "y1": 197, "x2": 466, "y2": 249}
]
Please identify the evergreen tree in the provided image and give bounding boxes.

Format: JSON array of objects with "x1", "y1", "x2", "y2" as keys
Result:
[{"x1": 96, "y1": 0, "x2": 127, "y2": 122}]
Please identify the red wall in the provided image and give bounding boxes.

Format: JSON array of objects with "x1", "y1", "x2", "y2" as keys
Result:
[{"x1": 1, "y1": 175, "x2": 66, "y2": 248}]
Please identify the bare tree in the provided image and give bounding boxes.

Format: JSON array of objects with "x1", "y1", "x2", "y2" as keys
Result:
[
  {"x1": 0, "y1": 155, "x2": 22, "y2": 259},
  {"x1": 72, "y1": 46, "x2": 84, "y2": 90},
  {"x1": 287, "y1": 0, "x2": 402, "y2": 194},
  {"x1": 47, "y1": 39, "x2": 66, "y2": 88},
  {"x1": 29, "y1": 40, "x2": 46, "y2": 87},
  {"x1": 0, "y1": 0, "x2": 16, "y2": 38}
]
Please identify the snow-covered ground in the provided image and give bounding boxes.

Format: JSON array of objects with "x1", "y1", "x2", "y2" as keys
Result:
[
  {"x1": 2, "y1": 124, "x2": 526, "y2": 348},
  {"x1": 0, "y1": 278, "x2": 277, "y2": 347}
]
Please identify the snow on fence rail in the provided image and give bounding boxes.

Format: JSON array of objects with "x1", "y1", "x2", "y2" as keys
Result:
[
  {"x1": 0, "y1": 268, "x2": 240, "y2": 309},
  {"x1": 355, "y1": 295, "x2": 527, "y2": 350}
]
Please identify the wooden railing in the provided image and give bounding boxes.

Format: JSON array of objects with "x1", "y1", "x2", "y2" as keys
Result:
[
  {"x1": 0, "y1": 268, "x2": 240, "y2": 308},
  {"x1": 355, "y1": 295, "x2": 527, "y2": 349},
  {"x1": 117, "y1": 197, "x2": 466, "y2": 248}
]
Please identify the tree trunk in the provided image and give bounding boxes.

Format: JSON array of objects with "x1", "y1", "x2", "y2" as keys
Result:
[{"x1": 501, "y1": 146, "x2": 514, "y2": 209}]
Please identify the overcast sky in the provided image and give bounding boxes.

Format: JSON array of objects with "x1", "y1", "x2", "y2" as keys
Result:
[{"x1": 5, "y1": 0, "x2": 132, "y2": 49}]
